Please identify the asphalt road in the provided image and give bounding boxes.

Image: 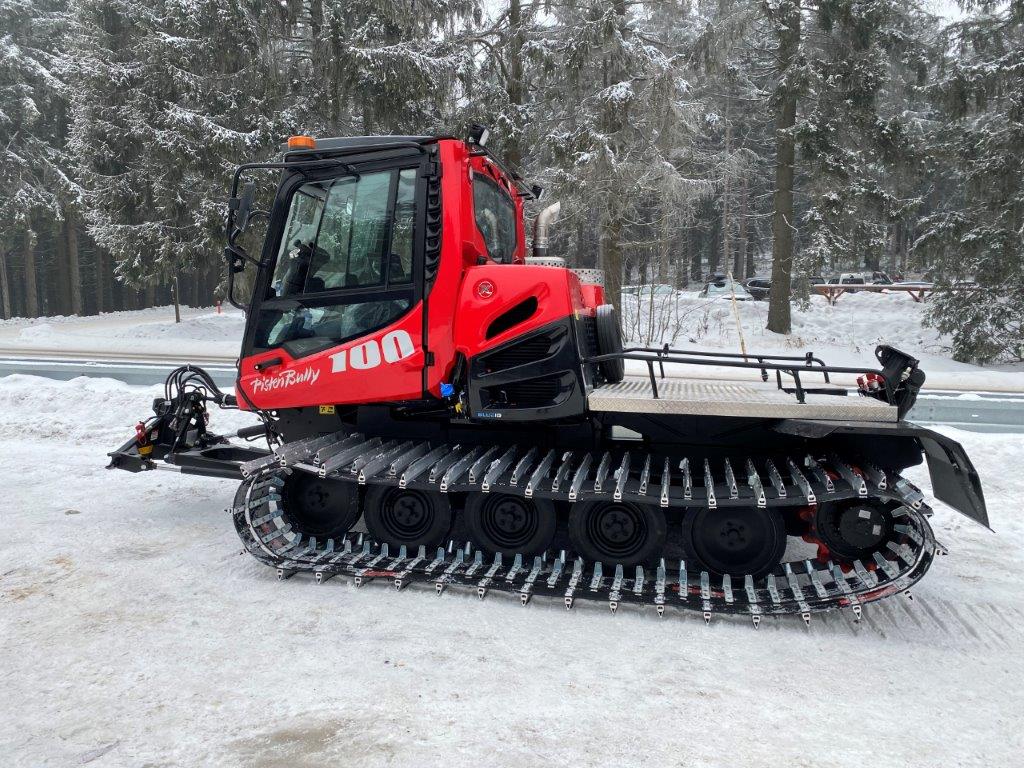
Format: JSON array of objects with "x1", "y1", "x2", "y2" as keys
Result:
[{"x1": 1, "y1": 353, "x2": 1022, "y2": 432}]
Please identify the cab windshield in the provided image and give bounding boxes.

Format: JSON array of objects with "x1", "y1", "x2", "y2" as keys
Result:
[{"x1": 253, "y1": 167, "x2": 418, "y2": 355}]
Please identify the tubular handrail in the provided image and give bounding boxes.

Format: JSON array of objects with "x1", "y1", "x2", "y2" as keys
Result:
[{"x1": 585, "y1": 346, "x2": 896, "y2": 406}]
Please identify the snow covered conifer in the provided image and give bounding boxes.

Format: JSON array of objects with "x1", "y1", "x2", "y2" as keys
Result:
[
  {"x1": 68, "y1": 0, "x2": 282, "y2": 289},
  {"x1": 917, "y1": 0, "x2": 1024, "y2": 363}
]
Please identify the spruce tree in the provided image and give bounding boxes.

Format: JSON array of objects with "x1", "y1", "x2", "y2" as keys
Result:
[{"x1": 917, "y1": 0, "x2": 1024, "y2": 362}]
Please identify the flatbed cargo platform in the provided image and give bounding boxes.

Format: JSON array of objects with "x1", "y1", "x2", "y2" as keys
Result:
[{"x1": 587, "y1": 376, "x2": 898, "y2": 421}]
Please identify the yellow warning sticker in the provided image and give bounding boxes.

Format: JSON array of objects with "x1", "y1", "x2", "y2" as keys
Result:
[{"x1": 318, "y1": 405, "x2": 336, "y2": 415}]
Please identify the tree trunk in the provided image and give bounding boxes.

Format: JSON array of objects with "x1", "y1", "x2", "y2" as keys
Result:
[
  {"x1": 766, "y1": 0, "x2": 801, "y2": 335},
  {"x1": 734, "y1": 174, "x2": 749, "y2": 280},
  {"x1": 600, "y1": 214, "x2": 623, "y2": 310},
  {"x1": 23, "y1": 230, "x2": 39, "y2": 318},
  {"x1": 721, "y1": 95, "x2": 732, "y2": 278},
  {"x1": 53, "y1": 219, "x2": 69, "y2": 315},
  {"x1": 746, "y1": 214, "x2": 757, "y2": 278},
  {"x1": 172, "y1": 272, "x2": 182, "y2": 323},
  {"x1": 658, "y1": 211, "x2": 669, "y2": 283},
  {"x1": 95, "y1": 249, "x2": 105, "y2": 313},
  {"x1": 66, "y1": 214, "x2": 83, "y2": 315},
  {"x1": 689, "y1": 227, "x2": 702, "y2": 281},
  {"x1": 0, "y1": 247, "x2": 11, "y2": 319},
  {"x1": 504, "y1": 0, "x2": 525, "y2": 168},
  {"x1": 707, "y1": 217, "x2": 721, "y2": 276}
]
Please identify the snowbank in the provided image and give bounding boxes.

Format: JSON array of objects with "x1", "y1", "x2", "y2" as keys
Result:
[
  {"x1": 0, "y1": 306, "x2": 243, "y2": 359},
  {"x1": 2, "y1": 375, "x2": 1022, "y2": 767}
]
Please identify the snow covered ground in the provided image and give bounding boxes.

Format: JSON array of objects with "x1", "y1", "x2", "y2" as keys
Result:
[{"x1": 2, "y1": 374, "x2": 1023, "y2": 767}]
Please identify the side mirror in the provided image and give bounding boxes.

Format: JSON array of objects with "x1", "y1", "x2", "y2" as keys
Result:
[
  {"x1": 236, "y1": 181, "x2": 256, "y2": 235},
  {"x1": 228, "y1": 181, "x2": 257, "y2": 244}
]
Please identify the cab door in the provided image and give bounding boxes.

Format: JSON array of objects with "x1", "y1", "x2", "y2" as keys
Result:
[{"x1": 238, "y1": 159, "x2": 427, "y2": 410}]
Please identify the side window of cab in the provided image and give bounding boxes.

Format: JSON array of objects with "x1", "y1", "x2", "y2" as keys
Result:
[{"x1": 472, "y1": 175, "x2": 517, "y2": 263}]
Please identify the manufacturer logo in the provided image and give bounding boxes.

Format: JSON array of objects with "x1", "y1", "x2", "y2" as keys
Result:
[
  {"x1": 330, "y1": 330, "x2": 416, "y2": 373},
  {"x1": 251, "y1": 366, "x2": 320, "y2": 392}
]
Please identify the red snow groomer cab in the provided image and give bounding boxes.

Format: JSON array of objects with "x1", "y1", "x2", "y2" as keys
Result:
[{"x1": 110, "y1": 129, "x2": 987, "y2": 625}]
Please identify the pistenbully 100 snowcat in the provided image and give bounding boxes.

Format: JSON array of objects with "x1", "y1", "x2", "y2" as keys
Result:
[{"x1": 109, "y1": 130, "x2": 988, "y2": 625}]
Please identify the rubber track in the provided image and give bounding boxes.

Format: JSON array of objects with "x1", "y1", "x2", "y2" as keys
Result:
[{"x1": 231, "y1": 435, "x2": 939, "y2": 625}]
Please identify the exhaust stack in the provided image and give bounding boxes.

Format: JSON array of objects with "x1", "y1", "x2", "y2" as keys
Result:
[{"x1": 532, "y1": 202, "x2": 561, "y2": 259}]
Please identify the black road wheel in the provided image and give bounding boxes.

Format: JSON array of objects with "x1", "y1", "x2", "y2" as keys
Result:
[
  {"x1": 465, "y1": 494, "x2": 556, "y2": 556},
  {"x1": 813, "y1": 501, "x2": 894, "y2": 560},
  {"x1": 568, "y1": 501, "x2": 666, "y2": 566},
  {"x1": 363, "y1": 485, "x2": 452, "y2": 550},
  {"x1": 282, "y1": 472, "x2": 361, "y2": 539},
  {"x1": 682, "y1": 506, "x2": 786, "y2": 579},
  {"x1": 594, "y1": 304, "x2": 625, "y2": 384}
]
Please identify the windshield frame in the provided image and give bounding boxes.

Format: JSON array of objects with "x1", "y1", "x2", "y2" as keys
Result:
[{"x1": 241, "y1": 148, "x2": 430, "y2": 358}]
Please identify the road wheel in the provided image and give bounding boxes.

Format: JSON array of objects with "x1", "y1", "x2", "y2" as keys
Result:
[
  {"x1": 568, "y1": 500, "x2": 666, "y2": 566},
  {"x1": 594, "y1": 304, "x2": 625, "y2": 383},
  {"x1": 363, "y1": 485, "x2": 452, "y2": 550},
  {"x1": 812, "y1": 501, "x2": 894, "y2": 561},
  {"x1": 465, "y1": 493, "x2": 556, "y2": 556},
  {"x1": 682, "y1": 506, "x2": 786, "y2": 579},
  {"x1": 282, "y1": 472, "x2": 360, "y2": 539}
]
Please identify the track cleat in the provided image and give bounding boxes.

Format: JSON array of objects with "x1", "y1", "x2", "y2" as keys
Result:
[
  {"x1": 277, "y1": 568, "x2": 297, "y2": 580},
  {"x1": 564, "y1": 558, "x2": 583, "y2": 609},
  {"x1": 477, "y1": 553, "x2": 502, "y2": 600},
  {"x1": 520, "y1": 557, "x2": 543, "y2": 605}
]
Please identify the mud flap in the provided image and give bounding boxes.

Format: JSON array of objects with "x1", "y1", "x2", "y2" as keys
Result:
[{"x1": 915, "y1": 427, "x2": 988, "y2": 529}]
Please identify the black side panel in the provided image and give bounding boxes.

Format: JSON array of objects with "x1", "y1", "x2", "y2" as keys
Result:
[
  {"x1": 773, "y1": 419, "x2": 988, "y2": 528},
  {"x1": 468, "y1": 317, "x2": 587, "y2": 422}
]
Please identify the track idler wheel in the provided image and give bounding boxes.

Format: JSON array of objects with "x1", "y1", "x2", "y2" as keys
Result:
[
  {"x1": 568, "y1": 500, "x2": 666, "y2": 566},
  {"x1": 465, "y1": 494, "x2": 556, "y2": 557},
  {"x1": 363, "y1": 485, "x2": 453, "y2": 550},
  {"x1": 682, "y1": 506, "x2": 786, "y2": 579},
  {"x1": 282, "y1": 472, "x2": 360, "y2": 539},
  {"x1": 812, "y1": 501, "x2": 894, "y2": 560}
]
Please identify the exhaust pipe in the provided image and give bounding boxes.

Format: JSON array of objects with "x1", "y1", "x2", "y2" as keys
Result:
[{"x1": 532, "y1": 202, "x2": 561, "y2": 259}]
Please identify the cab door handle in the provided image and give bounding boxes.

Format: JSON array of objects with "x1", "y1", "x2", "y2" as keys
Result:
[{"x1": 254, "y1": 357, "x2": 283, "y2": 372}]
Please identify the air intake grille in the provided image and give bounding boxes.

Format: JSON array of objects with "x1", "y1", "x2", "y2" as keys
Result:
[
  {"x1": 481, "y1": 335, "x2": 554, "y2": 372},
  {"x1": 486, "y1": 376, "x2": 562, "y2": 408}
]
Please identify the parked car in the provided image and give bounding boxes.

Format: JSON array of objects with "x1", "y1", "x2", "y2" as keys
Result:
[
  {"x1": 743, "y1": 277, "x2": 771, "y2": 301},
  {"x1": 828, "y1": 272, "x2": 867, "y2": 292},
  {"x1": 827, "y1": 271, "x2": 892, "y2": 287},
  {"x1": 699, "y1": 278, "x2": 754, "y2": 300}
]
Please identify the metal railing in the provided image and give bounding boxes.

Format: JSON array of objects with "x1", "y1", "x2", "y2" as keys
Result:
[{"x1": 586, "y1": 343, "x2": 896, "y2": 406}]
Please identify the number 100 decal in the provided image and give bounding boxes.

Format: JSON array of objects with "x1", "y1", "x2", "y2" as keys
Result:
[{"x1": 329, "y1": 330, "x2": 416, "y2": 373}]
